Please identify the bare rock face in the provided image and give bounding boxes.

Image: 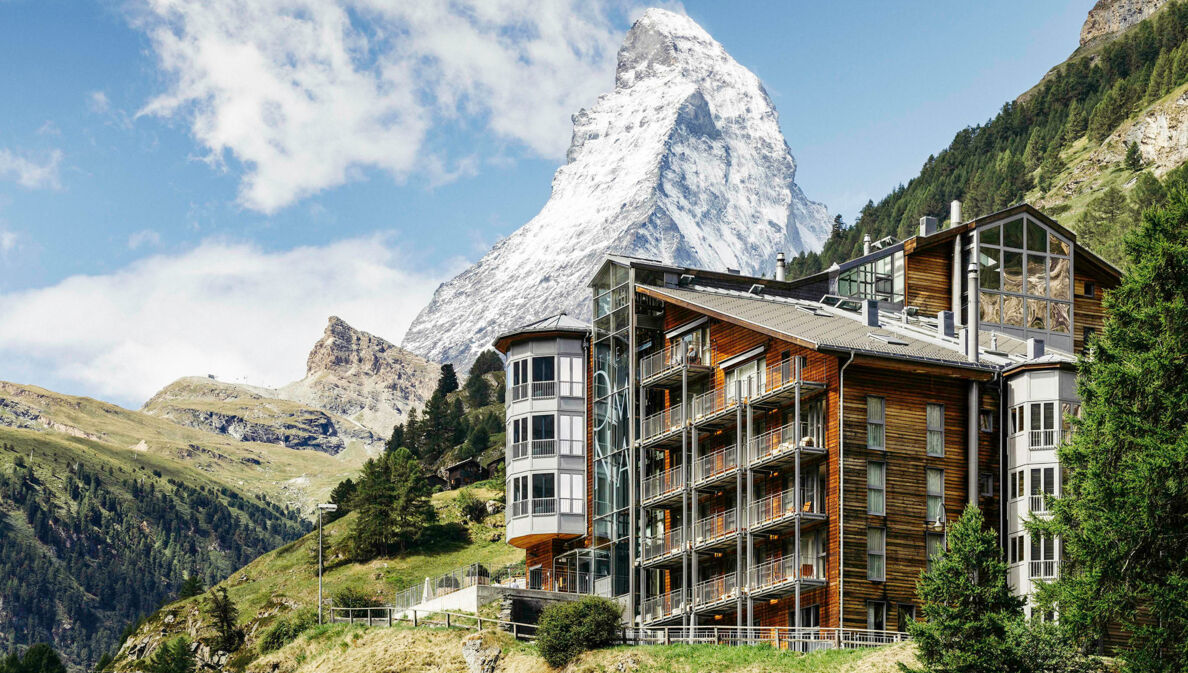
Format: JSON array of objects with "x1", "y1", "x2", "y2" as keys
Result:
[
  {"x1": 1081, "y1": 0, "x2": 1169, "y2": 46},
  {"x1": 461, "y1": 633, "x2": 501, "y2": 673}
]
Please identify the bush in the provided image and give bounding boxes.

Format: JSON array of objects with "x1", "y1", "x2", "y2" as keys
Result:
[
  {"x1": 331, "y1": 587, "x2": 380, "y2": 609},
  {"x1": 258, "y1": 609, "x2": 317, "y2": 654},
  {"x1": 456, "y1": 489, "x2": 487, "y2": 523},
  {"x1": 144, "y1": 637, "x2": 194, "y2": 673},
  {"x1": 536, "y1": 596, "x2": 622, "y2": 668}
]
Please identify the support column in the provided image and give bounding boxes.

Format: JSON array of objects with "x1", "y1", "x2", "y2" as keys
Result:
[
  {"x1": 793, "y1": 357, "x2": 802, "y2": 636},
  {"x1": 681, "y1": 368, "x2": 690, "y2": 626},
  {"x1": 746, "y1": 394, "x2": 754, "y2": 630},
  {"x1": 734, "y1": 379, "x2": 744, "y2": 628},
  {"x1": 690, "y1": 427, "x2": 699, "y2": 629}
]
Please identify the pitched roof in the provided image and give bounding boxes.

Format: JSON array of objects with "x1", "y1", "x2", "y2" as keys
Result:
[{"x1": 492, "y1": 313, "x2": 590, "y2": 353}]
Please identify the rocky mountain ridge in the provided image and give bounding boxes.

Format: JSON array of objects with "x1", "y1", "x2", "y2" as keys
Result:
[
  {"x1": 1081, "y1": 0, "x2": 1170, "y2": 46},
  {"x1": 402, "y1": 8, "x2": 831, "y2": 368}
]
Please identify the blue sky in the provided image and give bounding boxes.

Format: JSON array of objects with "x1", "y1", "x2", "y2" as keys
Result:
[{"x1": 0, "y1": 0, "x2": 1091, "y2": 406}]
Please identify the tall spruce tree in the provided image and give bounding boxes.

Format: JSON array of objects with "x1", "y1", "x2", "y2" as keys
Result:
[
  {"x1": 437, "y1": 364, "x2": 459, "y2": 396},
  {"x1": 1035, "y1": 191, "x2": 1188, "y2": 672},
  {"x1": 144, "y1": 638, "x2": 194, "y2": 673},
  {"x1": 202, "y1": 588, "x2": 242, "y2": 653},
  {"x1": 349, "y1": 448, "x2": 435, "y2": 558},
  {"x1": 469, "y1": 350, "x2": 503, "y2": 378}
]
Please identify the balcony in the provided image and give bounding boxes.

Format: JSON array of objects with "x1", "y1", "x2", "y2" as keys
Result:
[
  {"x1": 1030, "y1": 560, "x2": 1058, "y2": 579},
  {"x1": 693, "y1": 445, "x2": 739, "y2": 488},
  {"x1": 690, "y1": 386, "x2": 737, "y2": 427},
  {"x1": 642, "y1": 588, "x2": 685, "y2": 624},
  {"x1": 511, "y1": 383, "x2": 529, "y2": 402},
  {"x1": 748, "y1": 422, "x2": 827, "y2": 469},
  {"x1": 642, "y1": 529, "x2": 685, "y2": 566},
  {"x1": 748, "y1": 490, "x2": 826, "y2": 534},
  {"x1": 526, "y1": 567, "x2": 594, "y2": 594},
  {"x1": 642, "y1": 465, "x2": 685, "y2": 506},
  {"x1": 693, "y1": 572, "x2": 739, "y2": 610},
  {"x1": 532, "y1": 498, "x2": 556, "y2": 515},
  {"x1": 1029, "y1": 429, "x2": 1057, "y2": 450},
  {"x1": 639, "y1": 345, "x2": 712, "y2": 388},
  {"x1": 640, "y1": 405, "x2": 685, "y2": 448},
  {"x1": 510, "y1": 441, "x2": 528, "y2": 460},
  {"x1": 750, "y1": 358, "x2": 826, "y2": 408},
  {"x1": 511, "y1": 500, "x2": 529, "y2": 518},
  {"x1": 749, "y1": 557, "x2": 827, "y2": 598},
  {"x1": 1029, "y1": 494, "x2": 1052, "y2": 515},
  {"x1": 693, "y1": 508, "x2": 738, "y2": 551},
  {"x1": 531, "y1": 439, "x2": 556, "y2": 457},
  {"x1": 531, "y1": 380, "x2": 557, "y2": 399}
]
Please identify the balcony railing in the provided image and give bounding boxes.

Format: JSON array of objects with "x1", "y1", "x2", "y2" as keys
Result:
[
  {"x1": 1029, "y1": 494, "x2": 1052, "y2": 514},
  {"x1": 642, "y1": 589, "x2": 685, "y2": 623},
  {"x1": 1029, "y1": 429, "x2": 1057, "y2": 450},
  {"x1": 749, "y1": 490, "x2": 824, "y2": 529},
  {"x1": 694, "y1": 445, "x2": 738, "y2": 484},
  {"x1": 694, "y1": 572, "x2": 738, "y2": 606},
  {"x1": 642, "y1": 529, "x2": 684, "y2": 561},
  {"x1": 762, "y1": 357, "x2": 801, "y2": 395},
  {"x1": 749, "y1": 556, "x2": 825, "y2": 592},
  {"x1": 510, "y1": 441, "x2": 528, "y2": 460},
  {"x1": 749, "y1": 421, "x2": 819, "y2": 465},
  {"x1": 531, "y1": 439, "x2": 556, "y2": 457},
  {"x1": 641, "y1": 405, "x2": 685, "y2": 442},
  {"x1": 532, "y1": 498, "x2": 556, "y2": 515},
  {"x1": 511, "y1": 500, "x2": 529, "y2": 518},
  {"x1": 1030, "y1": 560, "x2": 1058, "y2": 579},
  {"x1": 639, "y1": 343, "x2": 710, "y2": 382},
  {"x1": 643, "y1": 465, "x2": 685, "y2": 503},
  {"x1": 691, "y1": 386, "x2": 734, "y2": 421},
  {"x1": 531, "y1": 380, "x2": 556, "y2": 399},
  {"x1": 511, "y1": 383, "x2": 528, "y2": 402},
  {"x1": 694, "y1": 509, "x2": 737, "y2": 546},
  {"x1": 525, "y1": 567, "x2": 594, "y2": 594}
]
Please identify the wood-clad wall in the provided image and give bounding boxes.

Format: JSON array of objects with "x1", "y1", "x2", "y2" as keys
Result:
[
  {"x1": 1072, "y1": 256, "x2": 1119, "y2": 355},
  {"x1": 904, "y1": 244, "x2": 952, "y2": 316}
]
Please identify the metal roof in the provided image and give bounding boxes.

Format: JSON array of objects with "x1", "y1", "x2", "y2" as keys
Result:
[{"x1": 492, "y1": 312, "x2": 590, "y2": 353}]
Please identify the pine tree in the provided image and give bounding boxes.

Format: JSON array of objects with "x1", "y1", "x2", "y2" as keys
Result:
[
  {"x1": 464, "y1": 425, "x2": 490, "y2": 459},
  {"x1": 464, "y1": 372, "x2": 491, "y2": 408},
  {"x1": 1076, "y1": 186, "x2": 1135, "y2": 266},
  {"x1": 1063, "y1": 100, "x2": 1087, "y2": 143},
  {"x1": 202, "y1": 587, "x2": 242, "y2": 653},
  {"x1": 469, "y1": 350, "x2": 503, "y2": 378},
  {"x1": 831, "y1": 214, "x2": 845, "y2": 238},
  {"x1": 436, "y1": 364, "x2": 459, "y2": 396},
  {"x1": 349, "y1": 448, "x2": 435, "y2": 558},
  {"x1": 1124, "y1": 140, "x2": 1144, "y2": 170},
  {"x1": 385, "y1": 423, "x2": 405, "y2": 454},
  {"x1": 1035, "y1": 191, "x2": 1188, "y2": 672},
  {"x1": 177, "y1": 574, "x2": 203, "y2": 600},
  {"x1": 326, "y1": 477, "x2": 355, "y2": 522},
  {"x1": 905, "y1": 503, "x2": 1025, "y2": 673},
  {"x1": 449, "y1": 398, "x2": 467, "y2": 445},
  {"x1": 1088, "y1": 82, "x2": 1127, "y2": 141},
  {"x1": 1130, "y1": 171, "x2": 1167, "y2": 212},
  {"x1": 144, "y1": 637, "x2": 194, "y2": 673}
]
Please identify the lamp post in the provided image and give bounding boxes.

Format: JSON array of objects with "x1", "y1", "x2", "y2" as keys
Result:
[{"x1": 316, "y1": 503, "x2": 338, "y2": 624}]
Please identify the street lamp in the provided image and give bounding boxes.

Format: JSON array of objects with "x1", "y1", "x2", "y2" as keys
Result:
[
  {"x1": 929, "y1": 503, "x2": 949, "y2": 550},
  {"x1": 316, "y1": 503, "x2": 338, "y2": 624}
]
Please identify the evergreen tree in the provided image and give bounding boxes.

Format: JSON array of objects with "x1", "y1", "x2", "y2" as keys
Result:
[
  {"x1": 1130, "y1": 171, "x2": 1167, "y2": 212},
  {"x1": 202, "y1": 588, "x2": 242, "y2": 653},
  {"x1": 1124, "y1": 140, "x2": 1144, "y2": 170},
  {"x1": 349, "y1": 448, "x2": 435, "y2": 558},
  {"x1": 463, "y1": 425, "x2": 490, "y2": 459},
  {"x1": 436, "y1": 364, "x2": 459, "y2": 396},
  {"x1": 1035, "y1": 191, "x2": 1188, "y2": 672},
  {"x1": 326, "y1": 477, "x2": 356, "y2": 522},
  {"x1": 1076, "y1": 186, "x2": 1135, "y2": 266},
  {"x1": 831, "y1": 214, "x2": 845, "y2": 238},
  {"x1": 144, "y1": 638, "x2": 194, "y2": 673},
  {"x1": 1063, "y1": 100, "x2": 1087, "y2": 143},
  {"x1": 1088, "y1": 81, "x2": 1127, "y2": 141},
  {"x1": 177, "y1": 574, "x2": 203, "y2": 600},
  {"x1": 1037, "y1": 147, "x2": 1065, "y2": 193},
  {"x1": 905, "y1": 503, "x2": 1025, "y2": 673},
  {"x1": 0, "y1": 645, "x2": 67, "y2": 673},
  {"x1": 402, "y1": 408, "x2": 421, "y2": 457},
  {"x1": 469, "y1": 350, "x2": 503, "y2": 378},
  {"x1": 450, "y1": 398, "x2": 467, "y2": 445},
  {"x1": 464, "y1": 371, "x2": 491, "y2": 408},
  {"x1": 385, "y1": 423, "x2": 405, "y2": 454}
]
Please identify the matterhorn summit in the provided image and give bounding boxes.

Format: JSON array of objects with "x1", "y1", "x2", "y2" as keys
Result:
[{"x1": 403, "y1": 8, "x2": 831, "y2": 367}]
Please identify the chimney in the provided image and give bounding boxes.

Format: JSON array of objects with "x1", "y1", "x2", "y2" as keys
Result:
[
  {"x1": 950, "y1": 200, "x2": 962, "y2": 227},
  {"x1": 966, "y1": 262, "x2": 979, "y2": 363},
  {"x1": 937, "y1": 310, "x2": 955, "y2": 338},
  {"x1": 775, "y1": 252, "x2": 786, "y2": 281},
  {"x1": 862, "y1": 299, "x2": 879, "y2": 327},
  {"x1": 1026, "y1": 338, "x2": 1045, "y2": 359},
  {"x1": 863, "y1": 234, "x2": 872, "y2": 256},
  {"x1": 919, "y1": 216, "x2": 938, "y2": 237}
]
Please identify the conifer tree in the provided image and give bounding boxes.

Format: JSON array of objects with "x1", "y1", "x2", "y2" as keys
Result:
[
  {"x1": 436, "y1": 364, "x2": 459, "y2": 396},
  {"x1": 1076, "y1": 186, "x2": 1135, "y2": 266},
  {"x1": 1035, "y1": 191, "x2": 1188, "y2": 672},
  {"x1": 202, "y1": 588, "x2": 242, "y2": 653},
  {"x1": 349, "y1": 448, "x2": 435, "y2": 558},
  {"x1": 1063, "y1": 100, "x2": 1087, "y2": 143},
  {"x1": 464, "y1": 371, "x2": 491, "y2": 408},
  {"x1": 144, "y1": 638, "x2": 194, "y2": 673},
  {"x1": 177, "y1": 574, "x2": 203, "y2": 600},
  {"x1": 1124, "y1": 140, "x2": 1144, "y2": 170},
  {"x1": 469, "y1": 350, "x2": 503, "y2": 378}
]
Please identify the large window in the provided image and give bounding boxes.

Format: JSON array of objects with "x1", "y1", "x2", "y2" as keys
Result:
[
  {"x1": 926, "y1": 468, "x2": 944, "y2": 522},
  {"x1": 867, "y1": 527, "x2": 886, "y2": 581},
  {"x1": 926, "y1": 533, "x2": 944, "y2": 573},
  {"x1": 558, "y1": 355, "x2": 584, "y2": 398},
  {"x1": 559, "y1": 473, "x2": 584, "y2": 514},
  {"x1": 867, "y1": 396, "x2": 885, "y2": 450},
  {"x1": 867, "y1": 601, "x2": 888, "y2": 631},
  {"x1": 838, "y1": 251, "x2": 904, "y2": 303},
  {"x1": 867, "y1": 461, "x2": 885, "y2": 515},
  {"x1": 977, "y1": 216, "x2": 1072, "y2": 336},
  {"x1": 510, "y1": 417, "x2": 529, "y2": 459},
  {"x1": 1029, "y1": 402, "x2": 1056, "y2": 449},
  {"x1": 511, "y1": 475, "x2": 528, "y2": 518},
  {"x1": 531, "y1": 473, "x2": 555, "y2": 514},
  {"x1": 725, "y1": 357, "x2": 765, "y2": 402},
  {"x1": 558, "y1": 414, "x2": 584, "y2": 456},
  {"x1": 510, "y1": 359, "x2": 529, "y2": 401},
  {"x1": 926, "y1": 403, "x2": 944, "y2": 457},
  {"x1": 532, "y1": 414, "x2": 555, "y2": 456},
  {"x1": 532, "y1": 356, "x2": 555, "y2": 382}
]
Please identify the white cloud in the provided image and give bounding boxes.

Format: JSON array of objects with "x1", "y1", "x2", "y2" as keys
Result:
[
  {"x1": 132, "y1": 0, "x2": 632, "y2": 213},
  {"x1": 0, "y1": 236, "x2": 446, "y2": 406},
  {"x1": 0, "y1": 148, "x2": 62, "y2": 189},
  {"x1": 127, "y1": 229, "x2": 162, "y2": 250},
  {"x1": 88, "y1": 91, "x2": 111, "y2": 114},
  {"x1": 0, "y1": 228, "x2": 16, "y2": 254}
]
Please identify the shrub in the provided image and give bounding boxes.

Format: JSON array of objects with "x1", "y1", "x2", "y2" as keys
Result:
[
  {"x1": 331, "y1": 587, "x2": 380, "y2": 609},
  {"x1": 258, "y1": 609, "x2": 317, "y2": 654},
  {"x1": 536, "y1": 596, "x2": 622, "y2": 668},
  {"x1": 456, "y1": 489, "x2": 487, "y2": 523},
  {"x1": 144, "y1": 637, "x2": 194, "y2": 673}
]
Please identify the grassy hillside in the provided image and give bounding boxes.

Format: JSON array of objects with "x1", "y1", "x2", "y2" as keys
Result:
[{"x1": 109, "y1": 486, "x2": 518, "y2": 673}]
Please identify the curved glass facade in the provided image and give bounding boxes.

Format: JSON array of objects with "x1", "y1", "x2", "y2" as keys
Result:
[{"x1": 977, "y1": 214, "x2": 1072, "y2": 346}]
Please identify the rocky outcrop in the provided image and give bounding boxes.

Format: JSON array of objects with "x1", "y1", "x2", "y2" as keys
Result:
[
  {"x1": 402, "y1": 8, "x2": 831, "y2": 368},
  {"x1": 1081, "y1": 0, "x2": 1170, "y2": 46}
]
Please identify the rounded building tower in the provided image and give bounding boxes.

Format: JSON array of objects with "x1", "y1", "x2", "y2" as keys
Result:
[{"x1": 493, "y1": 314, "x2": 589, "y2": 579}]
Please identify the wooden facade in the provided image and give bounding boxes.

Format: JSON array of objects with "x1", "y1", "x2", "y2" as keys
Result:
[{"x1": 904, "y1": 243, "x2": 953, "y2": 316}]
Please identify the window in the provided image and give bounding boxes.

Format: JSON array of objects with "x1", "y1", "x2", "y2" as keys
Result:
[
  {"x1": 532, "y1": 356, "x2": 555, "y2": 382},
  {"x1": 1083, "y1": 281, "x2": 1096, "y2": 298},
  {"x1": 559, "y1": 473, "x2": 584, "y2": 513},
  {"x1": 897, "y1": 605, "x2": 916, "y2": 633},
  {"x1": 1030, "y1": 467, "x2": 1055, "y2": 511},
  {"x1": 1030, "y1": 535, "x2": 1056, "y2": 578},
  {"x1": 510, "y1": 359, "x2": 529, "y2": 400},
  {"x1": 1029, "y1": 402, "x2": 1056, "y2": 448},
  {"x1": 867, "y1": 462, "x2": 886, "y2": 515},
  {"x1": 926, "y1": 533, "x2": 944, "y2": 573},
  {"x1": 1016, "y1": 471, "x2": 1025, "y2": 500},
  {"x1": 532, "y1": 415, "x2": 556, "y2": 456},
  {"x1": 510, "y1": 417, "x2": 529, "y2": 459},
  {"x1": 671, "y1": 325, "x2": 710, "y2": 366},
  {"x1": 1010, "y1": 533, "x2": 1026, "y2": 565},
  {"x1": 926, "y1": 403, "x2": 944, "y2": 456},
  {"x1": 511, "y1": 476, "x2": 528, "y2": 517},
  {"x1": 558, "y1": 355, "x2": 584, "y2": 397},
  {"x1": 980, "y1": 472, "x2": 994, "y2": 498},
  {"x1": 531, "y1": 473, "x2": 555, "y2": 514},
  {"x1": 796, "y1": 604, "x2": 820, "y2": 628},
  {"x1": 926, "y1": 468, "x2": 944, "y2": 522},
  {"x1": 724, "y1": 356, "x2": 765, "y2": 402},
  {"x1": 867, "y1": 396, "x2": 885, "y2": 450},
  {"x1": 867, "y1": 601, "x2": 888, "y2": 631},
  {"x1": 558, "y1": 414, "x2": 585, "y2": 456},
  {"x1": 837, "y1": 251, "x2": 905, "y2": 303},
  {"x1": 867, "y1": 527, "x2": 886, "y2": 581},
  {"x1": 800, "y1": 528, "x2": 828, "y2": 580},
  {"x1": 1010, "y1": 406, "x2": 1024, "y2": 435},
  {"x1": 979, "y1": 410, "x2": 994, "y2": 433}
]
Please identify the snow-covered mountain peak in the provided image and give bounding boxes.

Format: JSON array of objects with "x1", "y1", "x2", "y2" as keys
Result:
[{"x1": 403, "y1": 9, "x2": 831, "y2": 368}]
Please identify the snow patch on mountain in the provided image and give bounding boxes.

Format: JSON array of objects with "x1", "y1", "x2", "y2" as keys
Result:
[{"x1": 403, "y1": 8, "x2": 831, "y2": 367}]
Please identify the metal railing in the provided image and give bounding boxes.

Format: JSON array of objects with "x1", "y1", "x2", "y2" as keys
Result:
[
  {"x1": 694, "y1": 572, "x2": 738, "y2": 606},
  {"x1": 642, "y1": 588, "x2": 685, "y2": 623},
  {"x1": 532, "y1": 498, "x2": 556, "y2": 515},
  {"x1": 641, "y1": 404, "x2": 684, "y2": 442},
  {"x1": 762, "y1": 357, "x2": 801, "y2": 395},
  {"x1": 510, "y1": 500, "x2": 529, "y2": 518},
  {"x1": 531, "y1": 439, "x2": 556, "y2": 456},
  {"x1": 624, "y1": 625, "x2": 907, "y2": 650},
  {"x1": 748, "y1": 421, "x2": 812, "y2": 464},
  {"x1": 694, "y1": 508, "x2": 737, "y2": 546},
  {"x1": 749, "y1": 490, "x2": 824, "y2": 528},
  {"x1": 642, "y1": 465, "x2": 685, "y2": 502},
  {"x1": 1030, "y1": 560, "x2": 1058, "y2": 579},
  {"x1": 1029, "y1": 494, "x2": 1051, "y2": 513},
  {"x1": 749, "y1": 556, "x2": 825, "y2": 592},
  {"x1": 1029, "y1": 429, "x2": 1057, "y2": 449},
  {"x1": 694, "y1": 445, "x2": 738, "y2": 483},
  {"x1": 510, "y1": 441, "x2": 528, "y2": 459},
  {"x1": 642, "y1": 529, "x2": 684, "y2": 561},
  {"x1": 330, "y1": 606, "x2": 541, "y2": 640},
  {"x1": 640, "y1": 344, "x2": 709, "y2": 382},
  {"x1": 511, "y1": 383, "x2": 528, "y2": 402},
  {"x1": 531, "y1": 380, "x2": 556, "y2": 399},
  {"x1": 691, "y1": 385, "x2": 734, "y2": 420}
]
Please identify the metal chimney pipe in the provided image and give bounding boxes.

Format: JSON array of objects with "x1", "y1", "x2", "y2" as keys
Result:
[
  {"x1": 776, "y1": 252, "x2": 786, "y2": 281},
  {"x1": 863, "y1": 234, "x2": 872, "y2": 256},
  {"x1": 951, "y1": 200, "x2": 962, "y2": 227},
  {"x1": 966, "y1": 261, "x2": 979, "y2": 363}
]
